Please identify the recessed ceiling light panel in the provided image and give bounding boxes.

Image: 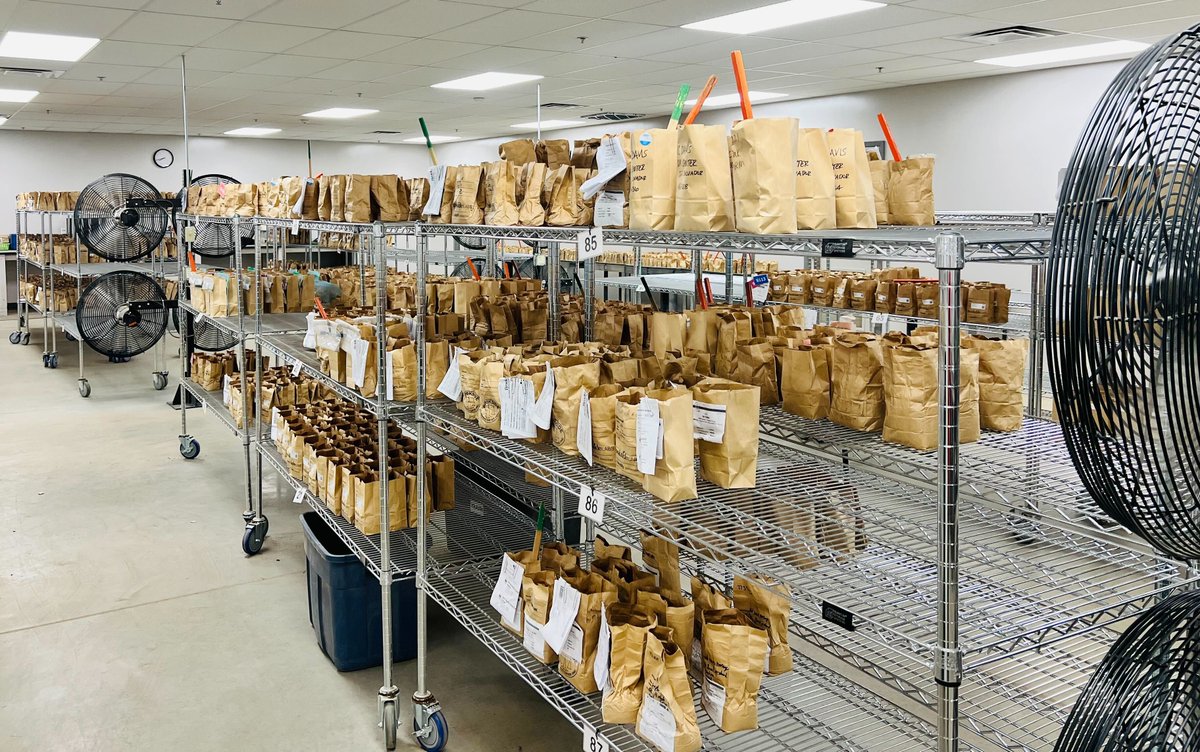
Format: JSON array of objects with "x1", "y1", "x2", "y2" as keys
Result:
[
  {"x1": 976, "y1": 40, "x2": 1149, "y2": 68},
  {"x1": 0, "y1": 88, "x2": 38, "y2": 102},
  {"x1": 684, "y1": 91, "x2": 787, "y2": 108},
  {"x1": 0, "y1": 31, "x2": 99, "y2": 62},
  {"x1": 0, "y1": 116, "x2": 9, "y2": 126},
  {"x1": 224, "y1": 127, "x2": 280, "y2": 136},
  {"x1": 682, "y1": 0, "x2": 884, "y2": 35},
  {"x1": 303, "y1": 107, "x2": 379, "y2": 119},
  {"x1": 402, "y1": 135, "x2": 461, "y2": 144},
  {"x1": 510, "y1": 119, "x2": 583, "y2": 130},
  {"x1": 433, "y1": 72, "x2": 542, "y2": 91}
]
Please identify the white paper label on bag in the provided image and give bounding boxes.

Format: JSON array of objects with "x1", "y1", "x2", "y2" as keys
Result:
[
  {"x1": 582, "y1": 725, "x2": 609, "y2": 752},
  {"x1": 577, "y1": 226, "x2": 604, "y2": 261},
  {"x1": 291, "y1": 218, "x2": 301, "y2": 233},
  {"x1": 578, "y1": 484, "x2": 605, "y2": 525},
  {"x1": 594, "y1": 192, "x2": 624, "y2": 228},
  {"x1": 692, "y1": 402, "x2": 727, "y2": 443},
  {"x1": 701, "y1": 678, "x2": 726, "y2": 727},
  {"x1": 635, "y1": 398, "x2": 661, "y2": 475},
  {"x1": 500, "y1": 596, "x2": 523, "y2": 632},
  {"x1": 577, "y1": 390, "x2": 593, "y2": 466},
  {"x1": 489, "y1": 553, "x2": 525, "y2": 623},
  {"x1": 223, "y1": 375, "x2": 232, "y2": 406},
  {"x1": 500, "y1": 377, "x2": 537, "y2": 439},
  {"x1": 437, "y1": 347, "x2": 464, "y2": 400},
  {"x1": 593, "y1": 602, "x2": 611, "y2": 691},
  {"x1": 291, "y1": 359, "x2": 303, "y2": 377},
  {"x1": 423, "y1": 165, "x2": 447, "y2": 216},
  {"x1": 202, "y1": 276, "x2": 215, "y2": 291},
  {"x1": 184, "y1": 225, "x2": 197, "y2": 243},
  {"x1": 349, "y1": 338, "x2": 370, "y2": 389},
  {"x1": 581, "y1": 136, "x2": 627, "y2": 199},
  {"x1": 385, "y1": 356, "x2": 395, "y2": 398},
  {"x1": 637, "y1": 695, "x2": 677, "y2": 752},
  {"x1": 270, "y1": 407, "x2": 281, "y2": 441},
  {"x1": 291, "y1": 488, "x2": 305, "y2": 505},
  {"x1": 530, "y1": 364, "x2": 555, "y2": 430},
  {"x1": 560, "y1": 623, "x2": 584, "y2": 664},
  {"x1": 542, "y1": 579, "x2": 582, "y2": 653},
  {"x1": 523, "y1": 614, "x2": 547, "y2": 655}
]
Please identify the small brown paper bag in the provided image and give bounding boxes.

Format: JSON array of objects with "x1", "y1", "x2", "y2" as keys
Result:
[
  {"x1": 830, "y1": 333, "x2": 885, "y2": 432},
  {"x1": 700, "y1": 608, "x2": 769, "y2": 733},
  {"x1": 828, "y1": 128, "x2": 877, "y2": 229},
  {"x1": 550, "y1": 356, "x2": 600, "y2": 455},
  {"x1": 484, "y1": 160, "x2": 520, "y2": 226},
  {"x1": 637, "y1": 629, "x2": 701, "y2": 752},
  {"x1": 536, "y1": 139, "x2": 571, "y2": 171},
  {"x1": 499, "y1": 138, "x2": 536, "y2": 165},
  {"x1": 795, "y1": 127, "x2": 837, "y2": 230},
  {"x1": 602, "y1": 603, "x2": 657, "y2": 724},
  {"x1": 370, "y1": 175, "x2": 403, "y2": 221},
  {"x1": 868, "y1": 158, "x2": 892, "y2": 224},
  {"x1": 964, "y1": 335, "x2": 1027, "y2": 432},
  {"x1": 522, "y1": 570, "x2": 557, "y2": 661},
  {"x1": 731, "y1": 339, "x2": 779, "y2": 406},
  {"x1": 888, "y1": 156, "x2": 935, "y2": 225},
  {"x1": 779, "y1": 345, "x2": 831, "y2": 419},
  {"x1": 730, "y1": 117, "x2": 798, "y2": 234},
  {"x1": 693, "y1": 379, "x2": 760, "y2": 489},
  {"x1": 629, "y1": 128, "x2": 678, "y2": 231},
  {"x1": 451, "y1": 164, "x2": 485, "y2": 225},
  {"x1": 640, "y1": 530, "x2": 681, "y2": 596},
  {"x1": 557, "y1": 572, "x2": 618, "y2": 693},
  {"x1": 589, "y1": 384, "x2": 626, "y2": 470},
  {"x1": 732, "y1": 575, "x2": 792, "y2": 676},
  {"x1": 545, "y1": 165, "x2": 580, "y2": 227},
  {"x1": 642, "y1": 387, "x2": 697, "y2": 503},
  {"x1": 674, "y1": 124, "x2": 734, "y2": 232},
  {"x1": 517, "y1": 162, "x2": 548, "y2": 226}
]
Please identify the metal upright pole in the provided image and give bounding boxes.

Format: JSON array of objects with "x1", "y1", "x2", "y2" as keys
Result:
[
  {"x1": 691, "y1": 249, "x2": 702, "y2": 312},
  {"x1": 723, "y1": 250, "x2": 734, "y2": 304},
  {"x1": 375, "y1": 222, "x2": 400, "y2": 747},
  {"x1": 234, "y1": 216, "x2": 254, "y2": 522},
  {"x1": 632, "y1": 244, "x2": 642, "y2": 306},
  {"x1": 179, "y1": 216, "x2": 190, "y2": 439},
  {"x1": 548, "y1": 240, "x2": 564, "y2": 539},
  {"x1": 935, "y1": 232, "x2": 964, "y2": 752},
  {"x1": 253, "y1": 223, "x2": 264, "y2": 521},
  {"x1": 1026, "y1": 261, "x2": 1045, "y2": 419}
]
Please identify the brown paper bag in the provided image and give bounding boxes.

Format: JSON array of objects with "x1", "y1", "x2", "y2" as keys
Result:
[
  {"x1": 435, "y1": 166, "x2": 459, "y2": 224},
  {"x1": 779, "y1": 345, "x2": 831, "y2": 419},
  {"x1": 522, "y1": 570, "x2": 557, "y2": 660},
  {"x1": 701, "y1": 609, "x2": 769, "y2": 733},
  {"x1": 714, "y1": 310, "x2": 752, "y2": 379},
  {"x1": 557, "y1": 572, "x2": 618, "y2": 693},
  {"x1": 964, "y1": 336, "x2": 1027, "y2": 432},
  {"x1": 830, "y1": 333, "x2": 885, "y2": 431},
  {"x1": 730, "y1": 117, "x2": 798, "y2": 234},
  {"x1": 537, "y1": 139, "x2": 571, "y2": 171},
  {"x1": 370, "y1": 175, "x2": 404, "y2": 221},
  {"x1": 589, "y1": 384, "x2": 625, "y2": 469},
  {"x1": 499, "y1": 138, "x2": 536, "y2": 165},
  {"x1": 407, "y1": 178, "x2": 430, "y2": 220},
  {"x1": 476, "y1": 358, "x2": 507, "y2": 431},
  {"x1": 484, "y1": 160, "x2": 520, "y2": 226},
  {"x1": 849, "y1": 276, "x2": 877, "y2": 311},
  {"x1": 550, "y1": 356, "x2": 600, "y2": 455},
  {"x1": 795, "y1": 127, "x2": 837, "y2": 230},
  {"x1": 674, "y1": 124, "x2": 734, "y2": 232},
  {"x1": 731, "y1": 339, "x2": 778, "y2": 406},
  {"x1": 888, "y1": 156, "x2": 935, "y2": 225},
  {"x1": 649, "y1": 312, "x2": 686, "y2": 361},
  {"x1": 636, "y1": 586, "x2": 693, "y2": 660},
  {"x1": 602, "y1": 604, "x2": 657, "y2": 724},
  {"x1": 517, "y1": 162, "x2": 547, "y2": 226},
  {"x1": 732, "y1": 575, "x2": 792, "y2": 675},
  {"x1": 868, "y1": 158, "x2": 892, "y2": 224},
  {"x1": 629, "y1": 128, "x2": 678, "y2": 231},
  {"x1": 638, "y1": 628, "x2": 701, "y2": 752},
  {"x1": 317, "y1": 175, "x2": 334, "y2": 221},
  {"x1": 545, "y1": 165, "x2": 580, "y2": 227},
  {"x1": 640, "y1": 530, "x2": 681, "y2": 596},
  {"x1": 451, "y1": 164, "x2": 485, "y2": 225},
  {"x1": 642, "y1": 388, "x2": 697, "y2": 503},
  {"x1": 329, "y1": 174, "x2": 348, "y2": 222},
  {"x1": 614, "y1": 391, "x2": 645, "y2": 483},
  {"x1": 693, "y1": 380, "x2": 760, "y2": 489},
  {"x1": 828, "y1": 129, "x2": 877, "y2": 229}
]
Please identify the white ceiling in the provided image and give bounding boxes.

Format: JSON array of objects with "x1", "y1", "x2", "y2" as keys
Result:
[{"x1": 0, "y1": 0, "x2": 1195, "y2": 142}]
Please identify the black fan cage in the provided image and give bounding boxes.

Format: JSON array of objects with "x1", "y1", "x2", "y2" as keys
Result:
[
  {"x1": 74, "y1": 173, "x2": 168, "y2": 261},
  {"x1": 1047, "y1": 23, "x2": 1200, "y2": 559},
  {"x1": 188, "y1": 174, "x2": 252, "y2": 258},
  {"x1": 1053, "y1": 589, "x2": 1200, "y2": 752},
  {"x1": 75, "y1": 270, "x2": 168, "y2": 358},
  {"x1": 171, "y1": 308, "x2": 237, "y2": 352}
]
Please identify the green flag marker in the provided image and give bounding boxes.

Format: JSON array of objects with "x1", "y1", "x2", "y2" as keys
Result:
[{"x1": 667, "y1": 83, "x2": 691, "y2": 129}]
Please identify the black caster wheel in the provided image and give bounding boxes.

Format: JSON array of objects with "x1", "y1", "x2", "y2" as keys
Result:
[
  {"x1": 241, "y1": 516, "x2": 268, "y2": 556},
  {"x1": 47, "y1": 353, "x2": 58, "y2": 369},
  {"x1": 78, "y1": 379, "x2": 91, "y2": 398},
  {"x1": 413, "y1": 710, "x2": 448, "y2": 752},
  {"x1": 42, "y1": 353, "x2": 49, "y2": 368},
  {"x1": 153, "y1": 373, "x2": 168, "y2": 391},
  {"x1": 65, "y1": 332, "x2": 76, "y2": 342},
  {"x1": 383, "y1": 702, "x2": 398, "y2": 751},
  {"x1": 179, "y1": 436, "x2": 200, "y2": 460},
  {"x1": 7, "y1": 331, "x2": 19, "y2": 345},
  {"x1": 20, "y1": 332, "x2": 30, "y2": 346},
  {"x1": 242, "y1": 510, "x2": 255, "y2": 523}
]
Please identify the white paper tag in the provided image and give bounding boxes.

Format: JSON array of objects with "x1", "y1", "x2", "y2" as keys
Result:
[
  {"x1": 701, "y1": 678, "x2": 726, "y2": 727},
  {"x1": 437, "y1": 347, "x2": 464, "y2": 401},
  {"x1": 577, "y1": 389, "x2": 593, "y2": 466},
  {"x1": 764, "y1": 645, "x2": 773, "y2": 675},
  {"x1": 636, "y1": 695, "x2": 677, "y2": 752},
  {"x1": 523, "y1": 614, "x2": 547, "y2": 656},
  {"x1": 195, "y1": 312, "x2": 206, "y2": 323},
  {"x1": 385, "y1": 354, "x2": 395, "y2": 398},
  {"x1": 871, "y1": 313, "x2": 888, "y2": 326},
  {"x1": 202, "y1": 276, "x2": 215, "y2": 291},
  {"x1": 500, "y1": 376, "x2": 537, "y2": 439},
  {"x1": 542, "y1": 579, "x2": 582, "y2": 653},
  {"x1": 489, "y1": 552, "x2": 525, "y2": 623},
  {"x1": 577, "y1": 227, "x2": 604, "y2": 261},
  {"x1": 270, "y1": 407, "x2": 280, "y2": 441},
  {"x1": 635, "y1": 398, "x2": 661, "y2": 475},
  {"x1": 184, "y1": 225, "x2": 197, "y2": 243},
  {"x1": 291, "y1": 218, "x2": 301, "y2": 233},
  {"x1": 593, "y1": 602, "x2": 611, "y2": 691},
  {"x1": 580, "y1": 136, "x2": 627, "y2": 199},
  {"x1": 222, "y1": 375, "x2": 232, "y2": 406},
  {"x1": 692, "y1": 402, "x2": 727, "y2": 443},
  {"x1": 560, "y1": 623, "x2": 584, "y2": 664},
  {"x1": 657, "y1": 418, "x2": 664, "y2": 460},
  {"x1": 350, "y1": 338, "x2": 370, "y2": 389},
  {"x1": 582, "y1": 725, "x2": 610, "y2": 752},
  {"x1": 593, "y1": 192, "x2": 623, "y2": 228},
  {"x1": 577, "y1": 484, "x2": 605, "y2": 525},
  {"x1": 423, "y1": 165, "x2": 447, "y2": 216},
  {"x1": 500, "y1": 596, "x2": 523, "y2": 632},
  {"x1": 291, "y1": 359, "x2": 303, "y2": 377},
  {"x1": 291, "y1": 488, "x2": 304, "y2": 505},
  {"x1": 530, "y1": 364, "x2": 554, "y2": 430}
]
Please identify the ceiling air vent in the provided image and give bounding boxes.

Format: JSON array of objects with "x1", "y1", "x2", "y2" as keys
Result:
[
  {"x1": 370, "y1": 130, "x2": 403, "y2": 134},
  {"x1": 955, "y1": 25, "x2": 1064, "y2": 45},
  {"x1": 541, "y1": 102, "x2": 582, "y2": 109},
  {"x1": 0, "y1": 66, "x2": 64, "y2": 78},
  {"x1": 582, "y1": 112, "x2": 645, "y2": 122}
]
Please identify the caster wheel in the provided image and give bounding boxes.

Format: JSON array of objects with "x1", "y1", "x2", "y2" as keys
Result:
[
  {"x1": 7, "y1": 331, "x2": 18, "y2": 344},
  {"x1": 241, "y1": 516, "x2": 268, "y2": 556},
  {"x1": 153, "y1": 373, "x2": 168, "y2": 391},
  {"x1": 179, "y1": 437, "x2": 200, "y2": 460},
  {"x1": 414, "y1": 711, "x2": 448, "y2": 752},
  {"x1": 65, "y1": 332, "x2": 76, "y2": 342},
  {"x1": 78, "y1": 380, "x2": 91, "y2": 398},
  {"x1": 42, "y1": 353, "x2": 49, "y2": 368},
  {"x1": 242, "y1": 510, "x2": 255, "y2": 523},
  {"x1": 21, "y1": 332, "x2": 30, "y2": 346},
  {"x1": 383, "y1": 702, "x2": 398, "y2": 751},
  {"x1": 47, "y1": 353, "x2": 58, "y2": 369}
]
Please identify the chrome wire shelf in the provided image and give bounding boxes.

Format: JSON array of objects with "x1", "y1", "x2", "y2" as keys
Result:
[
  {"x1": 420, "y1": 403, "x2": 1195, "y2": 669},
  {"x1": 177, "y1": 303, "x2": 310, "y2": 337},
  {"x1": 429, "y1": 562, "x2": 960, "y2": 752},
  {"x1": 180, "y1": 376, "x2": 241, "y2": 435}
]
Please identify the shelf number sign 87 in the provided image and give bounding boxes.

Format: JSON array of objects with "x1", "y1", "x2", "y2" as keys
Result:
[
  {"x1": 578, "y1": 227, "x2": 604, "y2": 261},
  {"x1": 577, "y1": 484, "x2": 606, "y2": 525},
  {"x1": 583, "y1": 725, "x2": 609, "y2": 752}
]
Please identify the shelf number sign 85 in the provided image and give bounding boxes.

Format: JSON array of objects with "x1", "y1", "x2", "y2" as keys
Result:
[
  {"x1": 583, "y1": 725, "x2": 609, "y2": 752},
  {"x1": 578, "y1": 227, "x2": 604, "y2": 261},
  {"x1": 577, "y1": 484, "x2": 606, "y2": 525}
]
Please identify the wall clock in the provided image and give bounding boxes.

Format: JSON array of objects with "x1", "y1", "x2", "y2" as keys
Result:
[{"x1": 153, "y1": 148, "x2": 174, "y2": 168}]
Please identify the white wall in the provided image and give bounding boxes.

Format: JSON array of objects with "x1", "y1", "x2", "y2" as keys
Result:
[
  {"x1": 441, "y1": 61, "x2": 1123, "y2": 213},
  {"x1": 0, "y1": 131, "x2": 429, "y2": 233}
]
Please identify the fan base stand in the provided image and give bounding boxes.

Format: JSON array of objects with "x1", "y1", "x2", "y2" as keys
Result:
[{"x1": 167, "y1": 384, "x2": 202, "y2": 410}]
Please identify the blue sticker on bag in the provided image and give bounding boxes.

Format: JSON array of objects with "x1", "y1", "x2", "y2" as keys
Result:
[{"x1": 639, "y1": 133, "x2": 652, "y2": 146}]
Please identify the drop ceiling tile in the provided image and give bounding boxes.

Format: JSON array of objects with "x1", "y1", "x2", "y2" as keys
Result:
[
  {"x1": 753, "y1": 4, "x2": 953, "y2": 43},
  {"x1": 431, "y1": 9, "x2": 589, "y2": 45},
  {"x1": 972, "y1": 0, "x2": 1168, "y2": 24},
  {"x1": 362, "y1": 39, "x2": 487, "y2": 66},
  {"x1": 555, "y1": 58, "x2": 682, "y2": 84},
  {"x1": 434, "y1": 45, "x2": 561, "y2": 73},
  {"x1": 868, "y1": 60, "x2": 991, "y2": 84},
  {"x1": 8, "y1": 1, "x2": 135, "y2": 36},
  {"x1": 815, "y1": 54, "x2": 954, "y2": 80},
  {"x1": 25, "y1": 92, "x2": 100, "y2": 105},
  {"x1": 287, "y1": 30, "x2": 401, "y2": 60},
  {"x1": 1046, "y1": 3, "x2": 1200, "y2": 33},
  {"x1": 136, "y1": 66, "x2": 222, "y2": 86},
  {"x1": 113, "y1": 82, "x2": 182, "y2": 98},
  {"x1": 39, "y1": 79, "x2": 122, "y2": 96},
  {"x1": 759, "y1": 48, "x2": 907, "y2": 75},
  {"x1": 345, "y1": 1, "x2": 505, "y2": 38},
  {"x1": 270, "y1": 77, "x2": 352, "y2": 95},
  {"x1": 1086, "y1": 18, "x2": 1200, "y2": 42},
  {"x1": 197, "y1": 22, "x2": 328, "y2": 53},
  {"x1": 511, "y1": 18, "x2": 668, "y2": 53},
  {"x1": 877, "y1": 37, "x2": 983, "y2": 56},
  {"x1": 179, "y1": 47, "x2": 273, "y2": 72},
  {"x1": 44, "y1": 0, "x2": 149, "y2": 10},
  {"x1": 605, "y1": 0, "x2": 776, "y2": 27},
  {"x1": 822, "y1": 15, "x2": 999, "y2": 49},
  {"x1": 81, "y1": 40, "x2": 187, "y2": 67},
  {"x1": 206, "y1": 72, "x2": 296, "y2": 91},
  {"x1": 61, "y1": 62, "x2": 154, "y2": 83},
  {"x1": 141, "y1": 0, "x2": 275, "y2": 19},
  {"x1": 581, "y1": 28, "x2": 706, "y2": 59},
  {"x1": 308, "y1": 60, "x2": 415, "y2": 82},
  {"x1": 249, "y1": 0, "x2": 403, "y2": 29},
  {"x1": 243, "y1": 54, "x2": 342, "y2": 78},
  {"x1": 902, "y1": 0, "x2": 1016, "y2": 12},
  {"x1": 110, "y1": 12, "x2": 237, "y2": 45}
]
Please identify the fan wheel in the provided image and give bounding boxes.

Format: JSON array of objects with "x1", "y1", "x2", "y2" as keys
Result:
[
  {"x1": 74, "y1": 173, "x2": 168, "y2": 261},
  {"x1": 188, "y1": 174, "x2": 251, "y2": 258},
  {"x1": 75, "y1": 270, "x2": 169, "y2": 359}
]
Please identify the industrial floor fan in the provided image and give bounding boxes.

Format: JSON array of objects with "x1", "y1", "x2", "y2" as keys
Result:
[
  {"x1": 75, "y1": 173, "x2": 169, "y2": 261},
  {"x1": 1049, "y1": 21, "x2": 1200, "y2": 750},
  {"x1": 75, "y1": 269, "x2": 170, "y2": 369}
]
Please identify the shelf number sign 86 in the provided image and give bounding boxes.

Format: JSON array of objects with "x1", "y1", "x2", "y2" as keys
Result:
[
  {"x1": 577, "y1": 484, "x2": 606, "y2": 525},
  {"x1": 583, "y1": 725, "x2": 609, "y2": 752},
  {"x1": 578, "y1": 227, "x2": 604, "y2": 261}
]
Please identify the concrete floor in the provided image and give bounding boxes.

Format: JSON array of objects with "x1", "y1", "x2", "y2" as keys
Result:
[{"x1": 0, "y1": 318, "x2": 575, "y2": 751}]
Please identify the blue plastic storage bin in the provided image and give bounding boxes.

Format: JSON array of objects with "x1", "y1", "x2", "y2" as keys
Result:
[{"x1": 301, "y1": 511, "x2": 417, "y2": 671}]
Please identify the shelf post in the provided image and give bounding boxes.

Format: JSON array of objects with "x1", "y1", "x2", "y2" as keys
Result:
[
  {"x1": 233, "y1": 215, "x2": 255, "y2": 522},
  {"x1": 253, "y1": 221, "x2": 264, "y2": 521},
  {"x1": 549, "y1": 239, "x2": 565, "y2": 541},
  {"x1": 723, "y1": 251, "x2": 734, "y2": 303},
  {"x1": 413, "y1": 223, "x2": 432, "y2": 702},
  {"x1": 1026, "y1": 261, "x2": 1046, "y2": 419},
  {"x1": 935, "y1": 231, "x2": 964, "y2": 752}
]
